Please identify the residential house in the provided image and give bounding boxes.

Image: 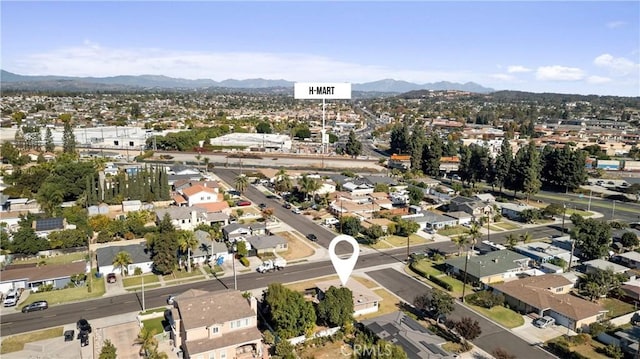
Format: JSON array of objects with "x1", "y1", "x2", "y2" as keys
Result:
[
  {"x1": 222, "y1": 223, "x2": 267, "y2": 242},
  {"x1": 439, "y1": 156, "x2": 460, "y2": 172},
  {"x1": 168, "y1": 165, "x2": 201, "y2": 176},
  {"x1": 617, "y1": 251, "x2": 640, "y2": 269},
  {"x1": 180, "y1": 185, "x2": 221, "y2": 207},
  {"x1": 361, "y1": 311, "x2": 454, "y2": 359},
  {"x1": 388, "y1": 154, "x2": 411, "y2": 171},
  {"x1": 171, "y1": 289, "x2": 262, "y2": 359},
  {"x1": 445, "y1": 250, "x2": 531, "y2": 285},
  {"x1": 402, "y1": 210, "x2": 457, "y2": 230},
  {"x1": 32, "y1": 217, "x2": 70, "y2": 238},
  {"x1": 0, "y1": 261, "x2": 87, "y2": 294},
  {"x1": 444, "y1": 211, "x2": 473, "y2": 226},
  {"x1": 448, "y1": 196, "x2": 492, "y2": 220},
  {"x1": 492, "y1": 274, "x2": 607, "y2": 330},
  {"x1": 315, "y1": 279, "x2": 382, "y2": 317},
  {"x1": 342, "y1": 181, "x2": 374, "y2": 198},
  {"x1": 96, "y1": 243, "x2": 153, "y2": 275},
  {"x1": 584, "y1": 259, "x2": 630, "y2": 275},
  {"x1": 500, "y1": 202, "x2": 537, "y2": 222},
  {"x1": 513, "y1": 241, "x2": 573, "y2": 265},
  {"x1": 193, "y1": 230, "x2": 231, "y2": 265},
  {"x1": 155, "y1": 207, "x2": 207, "y2": 231},
  {"x1": 246, "y1": 235, "x2": 288, "y2": 255},
  {"x1": 474, "y1": 193, "x2": 496, "y2": 203},
  {"x1": 361, "y1": 218, "x2": 395, "y2": 233}
]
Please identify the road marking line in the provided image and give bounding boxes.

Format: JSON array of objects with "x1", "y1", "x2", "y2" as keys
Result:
[
  {"x1": 123, "y1": 300, "x2": 135, "y2": 304},
  {"x1": 84, "y1": 307, "x2": 97, "y2": 311},
  {"x1": 43, "y1": 315, "x2": 56, "y2": 318}
]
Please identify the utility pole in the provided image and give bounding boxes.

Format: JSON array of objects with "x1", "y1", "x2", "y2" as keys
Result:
[
  {"x1": 141, "y1": 275, "x2": 145, "y2": 312},
  {"x1": 567, "y1": 235, "x2": 575, "y2": 273},
  {"x1": 588, "y1": 188, "x2": 592, "y2": 212},
  {"x1": 612, "y1": 200, "x2": 616, "y2": 219},
  {"x1": 461, "y1": 251, "x2": 470, "y2": 302},
  {"x1": 561, "y1": 203, "x2": 567, "y2": 234},
  {"x1": 233, "y1": 248, "x2": 237, "y2": 290}
]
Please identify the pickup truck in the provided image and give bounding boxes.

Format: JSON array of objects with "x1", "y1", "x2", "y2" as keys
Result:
[{"x1": 256, "y1": 258, "x2": 287, "y2": 273}]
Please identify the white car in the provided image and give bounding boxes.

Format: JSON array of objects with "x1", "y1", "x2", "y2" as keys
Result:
[
  {"x1": 533, "y1": 316, "x2": 555, "y2": 328},
  {"x1": 292, "y1": 208, "x2": 302, "y2": 214}
]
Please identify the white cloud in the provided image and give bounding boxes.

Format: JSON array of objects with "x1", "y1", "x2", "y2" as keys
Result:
[
  {"x1": 593, "y1": 53, "x2": 639, "y2": 76},
  {"x1": 587, "y1": 76, "x2": 612, "y2": 84},
  {"x1": 606, "y1": 21, "x2": 627, "y2": 29},
  {"x1": 507, "y1": 65, "x2": 532, "y2": 73},
  {"x1": 7, "y1": 42, "x2": 478, "y2": 84},
  {"x1": 536, "y1": 66, "x2": 585, "y2": 81}
]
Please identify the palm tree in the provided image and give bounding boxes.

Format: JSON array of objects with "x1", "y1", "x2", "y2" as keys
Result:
[
  {"x1": 37, "y1": 182, "x2": 65, "y2": 216},
  {"x1": 467, "y1": 222, "x2": 481, "y2": 252},
  {"x1": 195, "y1": 154, "x2": 202, "y2": 169},
  {"x1": 178, "y1": 231, "x2": 198, "y2": 272},
  {"x1": 274, "y1": 170, "x2": 292, "y2": 194},
  {"x1": 299, "y1": 174, "x2": 321, "y2": 202},
  {"x1": 235, "y1": 174, "x2": 249, "y2": 193},
  {"x1": 520, "y1": 231, "x2": 533, "y2": 243},
  {"x1": 505, "y1": 233, "x2": 518, "y2": 248},
  {"x1": 112, "y1": 251, "x2": 132, "y2": 277},
  {"x1": 203, "y1": 157, "x2": 210, "y2": 172},
  {"x1": 135, "y1": 327, "x2": 158, "y2": 356},
  {"x1": 452, "y1": 234, "x2": 471, "y2": 256}
]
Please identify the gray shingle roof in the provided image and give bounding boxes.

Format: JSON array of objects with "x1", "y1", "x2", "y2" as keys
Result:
[
  {"x1": 246, "y1": 235, "x2": 286, "y2": 250},
  {"x1": 96, "y1": 243, "x2": 152, "y2": 267}
]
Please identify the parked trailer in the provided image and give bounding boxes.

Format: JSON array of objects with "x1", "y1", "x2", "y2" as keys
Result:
[
  {"x1": 624, "y1": 160, "x2": 640, "y2": 172},
  {"x1": 596, "y1": 159, "x2": 621, "y2": 171}
]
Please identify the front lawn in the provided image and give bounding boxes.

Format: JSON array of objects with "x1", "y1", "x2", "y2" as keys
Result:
[
  {"x1": 410, "y1": 260, "x2": 443, "y2": 277},
  {"x1": 142, "y1": 317, "x2": 166, "y2": 335},
  {"x1": 466, "y1": 304, "x2": 524, "y2": 328},
  {"x1": 22, "y1": 273, "x2": 105, "y2": 308},
  {"x1": 438, "y1": 226, "x2": 469, "y2": 236},
  {"x1": 368, "y1": 239, "x2": 394, "y2": 249},
  {"x1": 494, "y1": 222, "x2": 520, "y2": 230},
  {"x1": 601, "y1": 297, "x2": 635, "y2": 318},
  {"x1": 357, "y1": 288, "x2": 401, "y2": 321},
  {"x1": 1, "y1": 327, "x2": 63, "y2": 354},
  {"x1": 18, "y1": 252, "x2": 88, "y2": 265},
  {"x1": 122, "y1": 274, "x2": 160, "y2": 287},
  {"x1": 162, "y1": 269, "x2": 204, "y2": 281},
  {"x1": 385, "y1": 234, "x2": 428, "y2": 247}
]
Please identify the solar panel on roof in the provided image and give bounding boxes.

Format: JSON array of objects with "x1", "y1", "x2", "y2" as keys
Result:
[
  {"x1": 402, "y1": 316, "x2": 428, "y2": 333},
  {"x1": 366, "y1": 323, "x2": 385, "y2": 335},
  {"x1": 36, "y1": 218, "x2": 64, "y2": 231},
  {"x1": 421, "y1": 341, "x2": 449, "y2": 356},
  {"x1": 382, "y1": 323, "x2": 400, "y2": 336},
  {"x1": 394, "y1": 336, "x2": 422, "y2": 357}
]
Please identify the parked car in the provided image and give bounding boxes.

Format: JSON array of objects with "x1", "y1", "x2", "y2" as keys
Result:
[
  {"x1": 258, "y1": 203, "x2": 267, "y2": 210},
  {"x1": 292, "y1": 208, "x2": 302, "y2": 214},
  {"x1": 167, "y1": 295, "x2": 176, "y2": 306},
  {"x1": 21, "y1": 300, "x2": 48, "y2": 313},
  {"x1": 236, "y1": 200, "x2": 251, "y2": 207},
  {"x1": 533, "y1": 316, "x2": 555, "y2": 328},
  {"x1": 64, "y1": 330, "x2": 75, "y2": 342},
  {"x1": 306, "y1": 234, "x2": 318, "y2": 242},
  {"x1": 3, "y1": 289, "x2": 20, "y2": 307},
  {"x1": 76, "y1": 319, "x2": 92, "y2": 333},
  {"x1": 106, "y1": 273, "x2": 117, "y2": 283},
  {"x1": 283, "y1": 203, "x2": 292, "y2": 209}
]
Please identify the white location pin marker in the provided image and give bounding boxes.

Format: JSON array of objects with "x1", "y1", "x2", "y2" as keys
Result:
[{"x1": 329, "y1": 234, "x2": 360, "y2": 286}]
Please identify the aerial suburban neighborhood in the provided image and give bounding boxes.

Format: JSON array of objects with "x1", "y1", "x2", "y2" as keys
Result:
[{"x1": 1, "y1": 2, "x2": 640, "y2": 359}]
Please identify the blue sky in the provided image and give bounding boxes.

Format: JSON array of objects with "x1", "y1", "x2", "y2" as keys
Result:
[{"x1": 1, "y1": 1, "x2": 639, "y2": 96}]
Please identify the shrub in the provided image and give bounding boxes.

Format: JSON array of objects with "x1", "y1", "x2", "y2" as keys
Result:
[
  {"x1": 239, "y1": 256, "x2": 250, "y2": 267},
  {"x1": 466, "y1": 291, "x2": 504, "y2": 308},
  {"x1": 599, "y1": 344, "x2": 623, "y2": 359},
  {"x1": 133, "y1": 267, "x2": 143, "y2": 276},
  {"x1": 429, "y1": 275, "x2": 453, "y2": 291}
]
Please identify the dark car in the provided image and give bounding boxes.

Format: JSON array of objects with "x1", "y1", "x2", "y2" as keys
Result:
[
  {"x1": 236, "y1": 200, "x2": 251, "y2": 207},
  {"x1": 64, "y1": 330, "x2": 75, "y2": 342},
  {"x1": 21, "y1": 300, "x2": 48, "y2": 313},
  {"x1": 306, "y1": 234, "x2": 318, "y2": 242},
  {"x1": 77, "y1": 319, "x2": 92, "y2": 333},
  {"x1": 258, "y1": 203, "x2": 267, "y2": 210},
  {"x1": 283, "y1": 203, "x2": 292, "y2": 209},
  {"x1": 106, "y1": 273, "x2": 117, "y2": 283}
]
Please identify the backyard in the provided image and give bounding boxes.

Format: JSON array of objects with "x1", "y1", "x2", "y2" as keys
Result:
[
  {"x1": 17, "y1": 252, "x2": 88, "y2": 265},
  {"x1": 601, "y1": 297, "x2": 635, "y2": 318}
]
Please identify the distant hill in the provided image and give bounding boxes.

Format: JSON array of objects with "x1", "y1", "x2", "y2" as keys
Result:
[{"x1": 0, "y1": 70, "x2": 494, "y2": 94}]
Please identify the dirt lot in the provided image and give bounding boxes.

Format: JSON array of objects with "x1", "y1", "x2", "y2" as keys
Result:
[{"x1": 275, "y1": 231, "x2": 316, "y2": 260}]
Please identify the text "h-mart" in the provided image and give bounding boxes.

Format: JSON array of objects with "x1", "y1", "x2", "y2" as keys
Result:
[{"x1": 294, "y1": 82, "x2": 352, "y2": 99}]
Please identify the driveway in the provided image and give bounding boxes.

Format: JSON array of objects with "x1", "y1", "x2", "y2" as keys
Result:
[
  {"x1": 512, "y1": 316, "x2": 572, "y2": 345},
  {"x1": 101, "y1": 321, "x2": 143, "y2": 359}
]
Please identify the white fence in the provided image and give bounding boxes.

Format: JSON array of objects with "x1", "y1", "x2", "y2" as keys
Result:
[
  {"x1": 287, "y1": 326, "x2": 341, "y2": 345},
  {"x1": 609, "y1": 310, "x2": 640, "y2": 327}
]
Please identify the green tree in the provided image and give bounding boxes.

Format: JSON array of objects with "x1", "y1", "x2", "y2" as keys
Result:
[
  {"x1": 298, "y1": 174, "x2": 320, "y2": 202},
  {"x1": 274, "y1": 339, "x2": 296, "y2": 359},
  {"x1": 409, "y1": 123, "x2": 426, "y2": 170},
  {"x1": 236, "y1": 240, "x2": 248, "y2": 257},
  {"x1": 494, "y1": 139, "x2": 513, "y2": 193},
  {"x1": 505, "y1": 233, "x2": 518, "y2": 248},
  {"x1": 36, "y1": 182, "x2": 65, "y2": 216},
  {"x1": 235, "y1": 175, "x2": 249, "y2": 193},
  {"x1": 135, "y1": 327, "x2": 159, "y2": 357},
  {"x1": 421, "y1": 133, "x2": 443, "y2": 177},
  {"x1": 256, "y1": 121, "x2": 272, "y2": 134},
  {"x1": 389, "y1": 123, "x2": 410, "y2": 155},
  {"x1": 364, "y1": 224, "x2": 385, "y2": 243},
  {"x1": 621, "y1": 231, "x2": 639, "y2": 248},
  {"x1": 373, "y1": 183, "x2": 389, "y2": 193},
  {"x1": 113, "y1": 251, "x2": 132, "y2": 277},
  {"x1": 317, "y1": 286, "x2": 354, "y2": 327},
  {"x1": 274, "y1": 169, "x2": 293, "y2": 194},
  {"x1": 62, "y1": 120, "x2": 76, "y2": 154},
  {"x1": 99, "y1": 339, "x2": 117, "y2": 359},
  {"x1": 339, "y1": 216, "x2": 362, "y2": 236},
  {"x1": 177, "y1": 230, "x2": 198, "y2": 272},
  {"x1": 407, "y1": 186, "x2": 424, "y2": 205},
  {"x1": 345, "y1": 130, "x2": 363, "y2": 157},
  {"x1": 44, "y1": 127, "x2": 55, "y2": 152},
  {"x1": 571, "y1": 215, "x2": 612, "y2": 260},
  {"x1": 47, "y1": 229, "x2": 87, "y2": 249},
  {"x1": 12, "y1": 226, "x2": 47, "y2": 255},
  {"x1": 263, "y1": 283, "x2": 316, "y2": 338},
  {"x1": 414, "y1": 290, "x2": 454, "y2": 319}
]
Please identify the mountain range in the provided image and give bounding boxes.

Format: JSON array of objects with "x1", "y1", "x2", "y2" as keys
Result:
[{"x1": 0, "y1": 70, "x2": 495, "y2": 94}]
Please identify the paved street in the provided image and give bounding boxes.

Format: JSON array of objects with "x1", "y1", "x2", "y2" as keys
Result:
[{"x1": 366, "y1": 268, "x2": 557, "y2": 359}]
